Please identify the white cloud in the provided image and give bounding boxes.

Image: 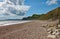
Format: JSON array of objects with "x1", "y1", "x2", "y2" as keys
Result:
[
  {"x1": 0, "y1": 3, "x2": 3, "y2": 6},
  {"x1": 46, "y1": 0, "x2": 58, "y2": 5},
  {"x1": 0, "y1": 0, "x2": 30, "y2": 19}
]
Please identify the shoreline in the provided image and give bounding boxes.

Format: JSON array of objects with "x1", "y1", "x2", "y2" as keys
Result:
[
  {"x1": 0, "y1": 20, "x2": 59, "y2": 39},
  {"x1": 0, "y1": 20, "x2": 31, "y2": 26}
]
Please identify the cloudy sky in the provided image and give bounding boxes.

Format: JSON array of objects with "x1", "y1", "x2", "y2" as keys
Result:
[
  {"x1": 0, "y1": 0, "x2": 30, "y2": 20},
  {"x1": 0, "y1": 0, "x2": 60, "y2": 20},
  {"x1": 25, "y1": 0, "x2": 60, "y2": 16}
]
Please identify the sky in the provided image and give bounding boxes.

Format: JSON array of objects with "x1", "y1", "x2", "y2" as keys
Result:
[
  {"x1": 0, "y1": 0, "x2": 3, "y2": 2},
  {"x1": 24, "y1": 0, "x2": 60, "y2": 16},
  {"x1": 0, "y1": 0, "x2": 60, "y2": 20}
]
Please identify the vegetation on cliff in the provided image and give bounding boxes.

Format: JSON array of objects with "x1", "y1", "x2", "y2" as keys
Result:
[{"x1": 23, "y1": 7, "x2": 60, "y2": 20}]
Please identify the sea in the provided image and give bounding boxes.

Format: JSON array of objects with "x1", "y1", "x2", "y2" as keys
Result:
[{"x1": 0, "y1": 20, "x2": 30, "y2": 26}]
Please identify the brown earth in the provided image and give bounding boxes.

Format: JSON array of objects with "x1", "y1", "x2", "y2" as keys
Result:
[{"x1": 0, "y1": 20, "x2": 60, "y2": 39}]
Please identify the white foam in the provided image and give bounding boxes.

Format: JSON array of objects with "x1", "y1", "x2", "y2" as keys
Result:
[{"x1": 0, "y1": 21, "x2": 30, "y2": 26}]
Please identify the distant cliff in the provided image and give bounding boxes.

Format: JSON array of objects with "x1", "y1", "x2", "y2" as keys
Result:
[{"x1": 23, "y1": 7, "x2": 60, "y2": 20}]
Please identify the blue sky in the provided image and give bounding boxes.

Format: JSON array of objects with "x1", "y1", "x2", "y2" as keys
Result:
[
  {"x1": 24, "y1": 0, "x2": 60, "y2": 16},
  {"x1": 0, "y1": 0, "x2": 60, "y2": 19},
  {"x1": 0, "y1": 0, "x2": 3, "y2": 2}
]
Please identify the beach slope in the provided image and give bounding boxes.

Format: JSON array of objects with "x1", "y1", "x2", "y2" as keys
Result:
[{"x1": 0, "y1": 20, "x2": 59, "y2": 39}]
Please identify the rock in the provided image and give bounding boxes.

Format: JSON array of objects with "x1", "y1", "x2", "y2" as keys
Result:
[{"x1": 47, "y1": 34, "x2": 56, "y2": 38}]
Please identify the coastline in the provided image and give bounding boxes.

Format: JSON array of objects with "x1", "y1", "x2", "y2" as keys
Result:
[
  {"x1": 0, "y1": 20, "x2": 59, "y2": 39},
  {"x1": 0, "y1": 20, "x2": 31, "y2": 26}
]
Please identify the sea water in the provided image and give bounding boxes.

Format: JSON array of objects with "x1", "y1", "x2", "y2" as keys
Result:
[{"x1": 0, "y1": 20, "x2": 30, "y2": 26}]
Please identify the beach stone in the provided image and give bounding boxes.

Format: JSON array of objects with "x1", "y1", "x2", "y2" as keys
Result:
[{"x1": 0, "y1": 20, "x2": 60, "y2": 39}]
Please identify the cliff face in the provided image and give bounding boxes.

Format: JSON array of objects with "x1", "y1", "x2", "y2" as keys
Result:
[
  {"x1": 45, "y1": 7, "x2": 60, "y2": 20},
  {"x1": 23, "y1": 7, "x2": 60, "y2": 20}
]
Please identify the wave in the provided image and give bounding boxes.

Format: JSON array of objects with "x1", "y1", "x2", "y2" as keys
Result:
[{"x1": 0, "y1": 21, "x2": 30, "y2": 26}]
